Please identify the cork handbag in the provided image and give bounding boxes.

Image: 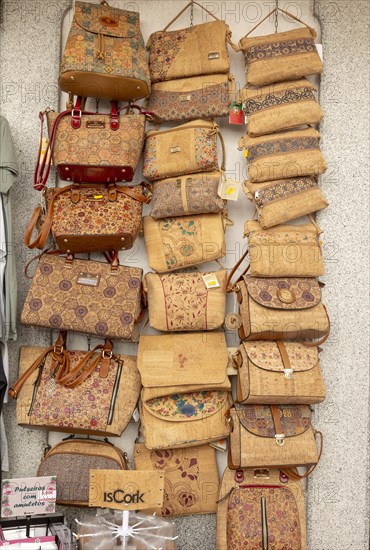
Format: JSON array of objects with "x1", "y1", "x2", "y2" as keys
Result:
[
  {"x1": 147, "y1": 74, "x2": 234, "y2": 122},
  {"x1": 244, "y1": 218, "x2": 325, "y2": 277},
  {"x1": 238, "y1": 127, "x2": 327, "y2": 183},
  {"x1": 59, "y1": 1, "x2": 150, "y2": 101},
  {"x1": 237, "y1": 78, "x2": 324, "y2": 137},
  {"x1": 150, "y1": 171, "x2": 224, "y2": 219},
  {"x1": 38, "y1": 438, "x2": 128, "y2": 506},
  {"x1": 238, "y1": 7, "x2": 323, "y2": 86},
  {"x1": 143, "y1": 119, "x2": 225, "y2": 181},
  {"x1": 143, "y1": 213, "x2": 228, "y2": 273},
  {"x1": 216, "y1": 467, "x2": 306, "y2": 549},
  {"x1": 147, "y1": 1, "x2": 235, "y2": 83},
  {"x1": 228, "y1": 404, "x2": 323, "y2": 475},
  {"x1": 9, "y1": 333, "x2": 141, "y2": 436},
  {"x1": 233, "y1": 341, "x2": 326, "y2": 404},
  {"x1": 137, "y1": 332, "x2": 232, "y2": 449},
  {"x1": 21, "y1": 253, "x2": 143, "y2": 341},
  {"x1": 25, "y1": 183, "x2": 151, "y2": 253},
  {"x1": 227, "y1": 274, "x2": 330, "y2": 343},
  {"x1": 243, "y1": 177, "x2": 329, "y2": 229},
  {"x1": 144, "y1": 269, "x2": 227, "y2": 331},
  {"x1": 34, "y1": 102, "x2": 150, "y2": 191},
  {"x1": 134, "y1": 443, "x2": 219, "y2": 517}
]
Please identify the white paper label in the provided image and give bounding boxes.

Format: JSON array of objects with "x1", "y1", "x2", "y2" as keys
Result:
[
  {"x1": 132, "y1": 407, "x2": 140, "y2": 422},
  {"x1": 316, "y1": 44, "x2": 323, "y2": 61},
  {"x1": 218, "y1": 178, "x2": 241, "y2": 201},
  {"x1": 202, "y1": 273, "x2": 220, "y2": 289}
]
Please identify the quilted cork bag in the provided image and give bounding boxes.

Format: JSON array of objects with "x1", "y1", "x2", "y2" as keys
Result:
[
  {"x1": 233, "y1": 341, "x2": 326, "y2": 404},
  {"x1": 143, "y1": 213, "x2": 228, "y2": 273},
  {"x1": 9, "y1": 333, "x2": 141, "y2": 436},
  {"x1": 137, "y1": 333, "x2": 232, "y2": 449},
  {"x1": 238, "y1": 7, "x2": 323, "y2": 86},
  {"x1": 38, "y1": 438, "x2": 128, "y2": 506},
  {"x1": 228, "y1": 404, "x2": 323, "y2": 475},
  {"x1": 237, "y1": 78, "x2": 324, "y2": 137},
  {"x1": 243, "y1": 177, "x2": 329, "y2": 229},
  {"x1": 216, "y1": 467, "x2": 306, "y2": 549},
  {"x1": 59, "y1": 1, "x2": 150, "y2": 101},
  {"x1": 147, "y1": 74, "x2": 234, "y2": 122},
  {"x1": 144, "y1": 269, "x2": 227, "y2": 331},
  {"x1": 21, "y1": 253, "x2": 143, "y2": 341},
  {"x1": 147, "y1": 1, "x2": 235, "y2": 83},
  {"x1": 244, "y1": 218, "x2": 325, "y2": 277},
  {"x1": 226, "y1": 273, "x2": 330, "y2": 343},
  {"x1": 238, "y1": 127, "x2": 327, "y2": 183},
  {"x1": 150, "y1": 171, "x2": 224, "y2": 219},
  {"x1": 134, "y1": 443, "x2": 219, "y2": 517},
  {"x1": 143, "y1": 119, "x2": 225, "y2": 182}
]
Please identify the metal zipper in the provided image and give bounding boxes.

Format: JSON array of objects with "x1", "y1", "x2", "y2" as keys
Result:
[
  {"x1": 28, "y1": 357, "x2": 46, "y2": 416},
  {"x1": 261, "y1": 496, "x2": 269, "y2": 550},
  {"x1": 107, "y1": 360, "x2": 123, "y2": 425}
]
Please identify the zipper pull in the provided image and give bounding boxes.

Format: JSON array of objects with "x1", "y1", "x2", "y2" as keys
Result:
[{"x1": 261, "y1": 496, "x2": 269, "y2": 550}]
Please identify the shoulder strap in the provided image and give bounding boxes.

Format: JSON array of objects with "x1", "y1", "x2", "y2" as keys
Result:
[
  {"x1": 226, "y1": 248, "x2": 249, "y2": 292},
  {"x1": 243, "y1": 7, "x2": 316, "y2": 39},
  {"x1": 281, "y1": 430, "x2": 323, "y2": 480},
  {"x1": 163, "y1": 1, "x2": 220, "y2": 32}
]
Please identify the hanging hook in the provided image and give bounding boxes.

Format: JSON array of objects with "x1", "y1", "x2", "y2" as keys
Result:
[
  {"x1": 190, "y1": 0, "x2": 194, "y2": 27},
  {"x1": 87, "y1": 335, "x2": 91, "y2": 351},
  {"x1": 275, "y1": 0, "x2": 279, "y2": 33}
]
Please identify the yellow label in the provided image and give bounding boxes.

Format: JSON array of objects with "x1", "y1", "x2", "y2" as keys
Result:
[
  {"x1": 218, "y1": 178, "x2": 240, "y2": 201},
  {"x1": 202, "y1": 273, "x2": 220, "y2": 289},
  {"x1": 244, "y1": 149, "x2": 249, "y2": 158}
]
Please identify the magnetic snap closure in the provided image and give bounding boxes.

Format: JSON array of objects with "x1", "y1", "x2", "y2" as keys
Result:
[
  {"x1": 275, "y1": 434, "x2": 285, "y2": 446},
  {"x1": 225, "y1": 313, "x2": 242, "y2": 330},
  {"x1": 277, "y1": 288, "x2": 296, "y2": 304},
  {"x1": 284, "y1": 369, "x2": 294, "y2": 380}
]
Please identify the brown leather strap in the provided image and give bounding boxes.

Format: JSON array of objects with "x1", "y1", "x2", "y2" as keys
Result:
[
  {"x1": 8, "y1": 331, "x2": 68, "y2": 399},
  {"x1": 57, "y1": 340, "x2": 114, "y2": 387},
  {"x1": 226, "y1": 248, "x2": 249, "y2": 292},
  {"x1": 24, "y1": 205, "x2": 49, "y2": 250},
  {"x1": 281, "y1": 430, "x2": 324, "y2": 480},
  {"x1": 276, "y1": 341, "x2": 292, "y2": 371},
  {"x1": 218, "y1": 129, "x2": 227, "y2": 173},
  {"x1": 270, "y1": 405, "x2": 283, "y2": 436},
  {"x1": 302, "y1": 305, "x2": 331, "y2": 347}
]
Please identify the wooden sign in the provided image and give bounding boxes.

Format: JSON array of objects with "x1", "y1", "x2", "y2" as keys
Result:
[
  {"x1": 1, "y1": 477, "x2": 56, "y2": 517},
  {"x1": 89, "y1": 470, "x2": 164, "y2": 511}
]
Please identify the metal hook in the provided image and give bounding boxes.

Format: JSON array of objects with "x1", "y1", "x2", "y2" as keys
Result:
[
  {"x1": 87, "y1": 335, "x2": 91, "y2": 351},
  {"x1": 275, "y1": 0, "x2": 279, "y2": 33},
  {"x1": 190, "y1": 0, "x2": 194, "y2": 27}
]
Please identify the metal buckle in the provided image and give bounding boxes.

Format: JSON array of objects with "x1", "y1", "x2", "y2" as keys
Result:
[
  {"x1": 102, "y1": 350, "x2": 113, "y2": 359},
  {"x1": 53, "y1": 345, "x2": 64, "y2": 354},
  {"x1": 71, "y1": 109, "x2": 81, "y2": 119},
  {"x1": 275, "y1": 434, "x2": 285, "y2": 446},
  {"x1": 284, "y1": 369, "x2": 294, "y2": 380}
]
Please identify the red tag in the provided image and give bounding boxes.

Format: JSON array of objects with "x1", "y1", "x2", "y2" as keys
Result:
[{"x1": 229, "y1": 103, "x2": 243, "y2": 125}]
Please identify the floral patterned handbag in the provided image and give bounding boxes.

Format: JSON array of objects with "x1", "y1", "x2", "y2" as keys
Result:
[
  {"x1": 134, "y1": 443, "x2": 219, "y2": 517},
  {"x1": 216, "y1": 467, "x2": 306, "y2": 549},
  {"x1": 137, "y1": 332, "x2": 232, "y2": 449},
  {"x1": 21, "y1": 253, "x2": 143, "y2": 341},
  {"x1": 144, "y1": 269, "x2": 227, "y2": 331},
  {"x1": 143, "y1": 119, "x2": 225, "y2": 182},
  {"x1": 9, "y1": 332, "x2": 141, "y2": 436},
  {"x1": 59, "y1": 1, "x2": 150, "y2": 101},
  {"x1": 25, "y1": 183, "x2": 151, "y2": 253}
]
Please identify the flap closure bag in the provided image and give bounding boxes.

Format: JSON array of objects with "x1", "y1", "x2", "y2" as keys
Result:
[
  {"x1": 238, "y1": 7, "x2": 323, "y2": 86},
  {"x1": 59, "y1": 1, "x2": 150, "y2": 101},
  {"x1": 216, "y1": 467, "x2": 306, "y2": 550},
  {"x1": 143, "y1": 119, "x2": 225, "y2": 182},
  {"x1": 243, "y1": 177, "x2": 329, "y2": 229},
  {"x1": 38, "y1": 438, "x2": 128, "y2": 506},
  {"x1": 238, "y1": 127, "x2": 327, "y2": 183},
  {"x1": 21, "y1": 253, "x2": 143, "y2": 341},
  {"x1": 143, "y1": 213, "x2": 228, "y2": 273},
  {"x1": 237, "y1": 78, "x2": 324, "y2": 136},
  {"x1": 235, "y1": 341, "x2": 325, "y2": 405},
  {"x1": 151, "y1": 171, "x2": 224, "y2": 219},
  {"x1": 138, "y1": 332, "x2": 229, "y2": 390},
  {"x1": 244, "y1": 219, "x2": 325, "y2": 277},
  {"x1": 10, "y1": 333, "x2": 141, "y2": 436},
  {"x1": 34, "y1": 102, "x2": 149, "y2": 190},
  {"x1": 147, "y1": 74, "x2": 233, "y2": 122},
  {"x1": 228, "y1": 403, "x2": 323, "y2": 474},
  {"x1": 134, "y1": 443, "x2": 219, "y2": 517},
  {"x1": 144, "y1": 270, "x2": 227, "y2": 332},
  {"x1": 147, "y1": 2, "x2": 234, "y2": 83},
  {"x1": 244, "y1": 276, "x2": 322, "y2": 310},
  {"x1": 25, "y1": 183, "x2": 151, "y2": 253}
]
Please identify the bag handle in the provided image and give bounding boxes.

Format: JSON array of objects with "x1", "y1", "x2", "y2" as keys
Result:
[
  {"x1": 242, "y1": 7, "x2": 316, "y2": 39},
  {"x1": 281, "y1": 430, "x2": 323, "y2": 480},
  {"x1": 301, "y1": 304, "x2": 330, "y2": 347},
  {"x1": 225, "y1": 248, "x2": 250, "y2": 292},
  {"x1": 8, "y1": 332, "x2": 68, "y2": 399},
  {"x1": 162, "y1": 1, "x2": 220, "y2": 31}
]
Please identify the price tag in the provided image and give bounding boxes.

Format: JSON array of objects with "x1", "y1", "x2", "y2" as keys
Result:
[
  {"x1": 202, "y1": 273, "x2": 220, "y2": 289},
  {"x1": 218, "y1": 178, "x2": 240, "y2": 201},
  {"x1": 229, "y1": 101, "x2": 243, "y2": 125},
  {"x1": 39, "y1": 138, "x2": 51, "y2": 165},
  {"x1": 1, "y1": 477, "x2": 56, "y2": 517}
]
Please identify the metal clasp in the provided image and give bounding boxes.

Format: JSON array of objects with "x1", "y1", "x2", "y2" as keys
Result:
[
  {"x1": 275, "y1": 434, "x2": 285, "y2": 446},
  {"x1": 284, "y1": 369, "x2": 294, "y2": 380}
]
